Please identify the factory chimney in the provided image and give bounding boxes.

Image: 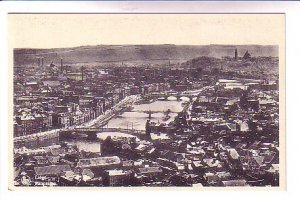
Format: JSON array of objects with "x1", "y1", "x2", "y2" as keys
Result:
[
  {"x1": 61, "y1": 58, "x2": 63, "y2": 73},
  {"x1": 81, "y1": 66, "x2": 84, "y2": 81}
]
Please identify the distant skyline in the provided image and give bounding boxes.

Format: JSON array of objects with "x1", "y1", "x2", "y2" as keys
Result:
[
  {"x1": 14, "y1": 44, "x2": 278, "y2": 50},
  {"x1": 13, "y1": 44, "x2": 278, "y2": 67},
  {"x1": 8, "y1": 14, "x2": 284, "y2": 49}
]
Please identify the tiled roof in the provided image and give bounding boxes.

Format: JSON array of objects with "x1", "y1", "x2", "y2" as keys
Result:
[
  {"x1": 222, "y1": 179, "x2": 248, "y2": 187},
  {"x1": 227, "y1": 148, "x2": 240, "y2": 160},
  {"x1": 34, "y1": 165, "x2": 71, "y2": 176},
  {"x1": 77, "y1": 156, "x2": 121, "y2": 168},
  {"x1": 138, "y1": 167, "x2": 162, "y2": 174}
]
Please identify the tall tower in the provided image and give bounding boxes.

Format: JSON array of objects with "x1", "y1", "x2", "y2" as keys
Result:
[
  {"x1": 235, "y1": 48, "x2": 238, "y2": 60},
  {"x1": 60, "y1": 58, "x2": 63, "y2": 73},
  {"x1": 145, "y1": 119, "x2": 151, "y2": 136},
  {"x1": 81, "y1": 66, "x2": 84, "y2": 81},
  {"x1": 148, "y1": 110, "x2": 152, "y2": 119}
]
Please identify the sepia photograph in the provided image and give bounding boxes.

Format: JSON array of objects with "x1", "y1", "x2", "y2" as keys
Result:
[{"x1": 8, "y1": 14, "x2": 285, "y2": 189}]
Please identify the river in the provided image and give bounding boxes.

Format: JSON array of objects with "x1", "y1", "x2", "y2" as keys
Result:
[
  {"x1": 67, "y1": 99, "x2": 185, "y2": 152},
  {"x1": 104, "y1": 100, "x2": 184, "y2": 130}
]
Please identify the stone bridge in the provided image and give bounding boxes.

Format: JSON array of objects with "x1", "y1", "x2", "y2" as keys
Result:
[
  {"x1": 145, "y1": 86, "x2": 213, "y2": 100},
  {"x1": 144, "y1": 90, "x2": 203, "y2": 101}
]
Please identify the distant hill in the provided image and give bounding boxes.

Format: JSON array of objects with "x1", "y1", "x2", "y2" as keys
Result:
[{"x1": 14, "y1": 44, "x2": 278, "y2": 67}]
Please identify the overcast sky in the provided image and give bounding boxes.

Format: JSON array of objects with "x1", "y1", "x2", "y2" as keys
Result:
[{"x1": 8, "y1": 14, "x2": 284, "y2": 49}]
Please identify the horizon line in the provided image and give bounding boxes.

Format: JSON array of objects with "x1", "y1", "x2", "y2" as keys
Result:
[{"x1": 14, "y1": 44, "x2": 279, "y2": 50}]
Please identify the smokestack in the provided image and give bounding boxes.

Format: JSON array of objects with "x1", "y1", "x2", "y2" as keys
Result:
[
  {"x1": 81, "y1": 66, "x2": 84, "y2": 81},
  {"x1": 38, "y1": 58, "x2": 41, "y2": 67},
  {"x1": 61, "y1": 58, "x2": 63, "y2": 73},
  {"x1": 41, "y1": 58, "x2": 44, "y2": 67}
]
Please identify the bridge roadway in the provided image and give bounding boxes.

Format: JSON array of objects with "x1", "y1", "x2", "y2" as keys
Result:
[
  {"x1": 145, "y1": 93, "x2": 195, "y2": 100},
  {"x1": 144, "y1": 86, "x2": 213, "y2": 100},
  {"x1": 60, "y1": 127, "x2": 146, "y2": 140}
]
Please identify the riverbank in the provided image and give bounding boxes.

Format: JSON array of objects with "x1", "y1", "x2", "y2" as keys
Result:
[
  {"x1": 14, "y1": 129, "x2": 60, "y2": 144},
  {"x1": 14, "y1": 95, "x2": 141, "y2": 143}
]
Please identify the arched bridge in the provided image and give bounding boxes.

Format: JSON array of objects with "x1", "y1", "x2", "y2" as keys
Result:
[
  {"x1": 144, "y1": 87, "x2": 213, "y2": 101},
  {"x1": 144, "y1": 92, "x2": 200, "y2": 101}
]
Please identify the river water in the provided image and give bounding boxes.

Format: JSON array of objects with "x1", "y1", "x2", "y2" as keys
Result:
[
  {"x1": 106, "y1": 100, "x2": 184, "y2": 131},
  {"x1": 67, "y1": 100, "x2": 185, "y2": 152}
]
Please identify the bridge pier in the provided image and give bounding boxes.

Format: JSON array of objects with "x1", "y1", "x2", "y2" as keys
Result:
[{"x1": 87, "y1": 132, "x2": 99, "y2": 140}]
